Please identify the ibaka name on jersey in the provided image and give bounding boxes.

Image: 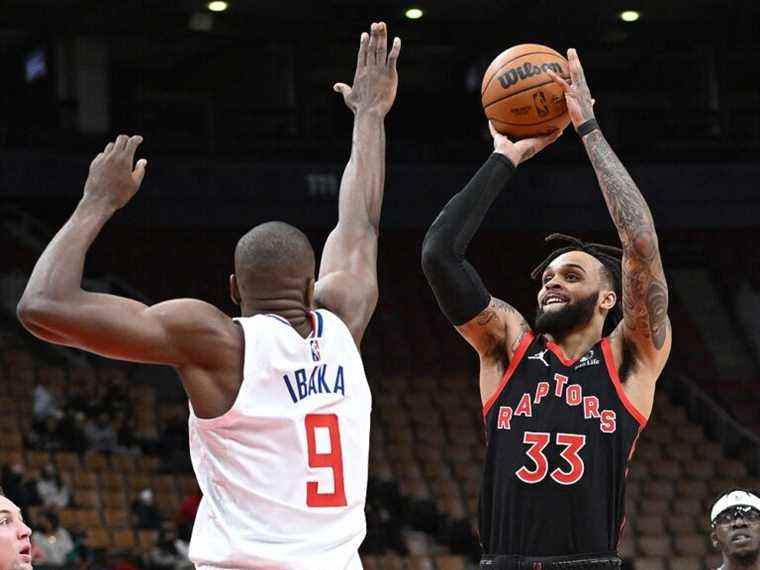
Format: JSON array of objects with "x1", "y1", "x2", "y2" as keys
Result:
[
  {"x1": 282, "y1": 363, "x2": 346, "y2": 404},
  {"x1": 497, "y1": 372, "x2": 617, "y2": 433}
]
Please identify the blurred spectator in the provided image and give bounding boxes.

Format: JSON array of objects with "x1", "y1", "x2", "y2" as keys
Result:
[
  {"x1": 158, "y1": 411, "x2": 191, "y2": 473},
  {"x1": 149, "y1": 522, "x2": 193, "y2": 569},
  {"x1": 176, "y1": 484, "x2": 201, "y2": 542},
  {"x1": 27, "y1": 416, "x2": 65, "y2": 452},
  {"x1": 1, "y1": 463, "x2": 40, "y2": 511},
  {"x1": 113, "y1": 411, "x2": 141, "y2": 455},
  {"x1": 36, "y1": 464, "x2": 71, "y2": 509},
  {"x1": 57, "y1": 411, "x2": 88, "y2": 454},
  {"x1": 84, "y1": 412, "x2": 119, "y2": 453},
  {"x1": 32, "y1": 510, "x2": 75, "y2": 567},
  {"x1": 33, "y1": 376, "x2": 62, "y2": 422},
  {"x1": 131, "y1": 489, "x2": 163, "y2": 530}
]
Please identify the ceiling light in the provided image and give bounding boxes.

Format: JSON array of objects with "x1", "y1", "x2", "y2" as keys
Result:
[
  {"x1": 207, "y1": 1, "x2": 228, "y2": 12},
  {"x1": 619, "y1": 10, "x2": 640, "y2": 22},
  {"x1": 405, "y1": 7, "x2": 423, "y2": 20}
]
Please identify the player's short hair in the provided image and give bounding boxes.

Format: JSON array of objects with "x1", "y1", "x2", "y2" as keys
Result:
[
  {"x1": 530, "y1": 233, "x2": 623, "y2": 337},
  {"x1": 235, "y1": 222, "x2": 315, "y2": 275}
]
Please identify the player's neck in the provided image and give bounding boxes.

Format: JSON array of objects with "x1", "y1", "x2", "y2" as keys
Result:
[
  {"x1": 242, "y1": 300, "x2": 314, "y2": 338},
  {"x1": 544, "y1": 322, "x2": 603, "y2": 361}
]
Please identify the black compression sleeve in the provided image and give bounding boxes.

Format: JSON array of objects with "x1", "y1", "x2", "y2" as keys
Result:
[{"x1": 421, "y1": 153, "x2": 516, "y2": 325}]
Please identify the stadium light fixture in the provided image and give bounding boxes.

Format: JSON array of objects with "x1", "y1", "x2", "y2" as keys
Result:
[
  {"x1": 619, "y1": 10, "x2": 640, "y2": 22},
  {"x1": 405, "y1": 7, "x2": 424, "y2": 20},
  {"x1": 208, "y1": 1, "x2": 229, "y2": 12}
]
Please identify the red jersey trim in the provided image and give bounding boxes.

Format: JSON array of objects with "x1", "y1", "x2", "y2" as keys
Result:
[
  {"x1": 482, "y1": 331, "x2": 535, "y2": 418},
  {"x1": 545, "y1": 339, "x2": 579, "y2": 366},
  {"x1": 601, "y1": 338, "x2": 648, "y2": 427}
]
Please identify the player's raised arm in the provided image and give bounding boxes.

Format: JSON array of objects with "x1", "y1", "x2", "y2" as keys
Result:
[
  {"x1": 315, "y1": 22, "x2": 400, "y2": 346},
  {"x1": 421, "y1": 124, "x2": 562, "y2": 361},
  {"x1": 548, "y1": 49, "x2": 671, "y2": 370},
  {"x1": 16, "y1": 136, "x2": 238, "y2": 372}
]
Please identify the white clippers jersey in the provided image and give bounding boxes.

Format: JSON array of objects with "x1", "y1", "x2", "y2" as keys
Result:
[{"x1": 188, "y1": 309, "x2": 371, "y2": 570}]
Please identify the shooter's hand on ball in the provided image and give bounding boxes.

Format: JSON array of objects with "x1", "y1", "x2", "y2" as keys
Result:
[
  {"x1": 83, "y1": 135, "x2": 147, "y2": 212},
  {"x1": 334, "y1": 22, "x2": 401, "y2": 117},
  {"x1": 490, "y1": 121, "x2": 562, "y2": 166},
  {"x1": 546, "y1": 48, "x2": 595, "y2": 129}
]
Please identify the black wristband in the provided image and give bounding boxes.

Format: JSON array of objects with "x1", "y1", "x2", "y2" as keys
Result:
[{"x1": 576, "y1": 118, "x2": 599, "y2": 138}]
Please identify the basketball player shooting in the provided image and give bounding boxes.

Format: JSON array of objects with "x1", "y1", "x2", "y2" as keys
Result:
[
  {"x1": 17, "y1": 22, "x2": 400, "y2": 570},
  {"x1": 421, "y1": 48, "x2": 671, "y2": 568}
]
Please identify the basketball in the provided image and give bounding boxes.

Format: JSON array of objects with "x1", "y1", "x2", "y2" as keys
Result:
[{"x1": 481, "y1": 44, "x2": 571, "y2": 139}]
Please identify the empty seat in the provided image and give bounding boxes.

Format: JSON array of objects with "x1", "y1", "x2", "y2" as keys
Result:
[
  {"x1": 103, "y1": 508, "x2": 130, "y2": 529},
  {"x1": 634, "y1": 516, "x2": 666, "y2": 535},
  {"x1": 633, "y1": 557, "x2": 665, "y2": 570},
  {"x1": 668, "y1": 557, "x2": 700, "y2": 570},
  {"x1": 638, "y1": 536, "x2": 672, "y2": 557},
  {"x1": 673, "y1": 533, "x2": 708, "y2": 556},
  {"x1": 639, "y1": 499, "x2": 670, "y2": 516},
  {"x1": 665, "y1": 514, "x2": 697, "y2": 534},
  {"x1": 112, "y1": 529, "x2": 136, "y2": 550}
]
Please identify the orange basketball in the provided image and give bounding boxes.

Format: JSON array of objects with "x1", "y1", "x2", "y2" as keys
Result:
[{"x1": 481, "y1": 44, "x2": 571, "y2": 139}]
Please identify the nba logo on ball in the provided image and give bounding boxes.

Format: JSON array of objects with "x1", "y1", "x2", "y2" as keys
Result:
[{"x1": 310, "y1": 340, "x2": 321, "y2": 362}]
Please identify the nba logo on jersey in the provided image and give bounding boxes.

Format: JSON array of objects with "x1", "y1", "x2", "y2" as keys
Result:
[{"x1": 310, "y1": 339, "x2": 321, "y2": 361}]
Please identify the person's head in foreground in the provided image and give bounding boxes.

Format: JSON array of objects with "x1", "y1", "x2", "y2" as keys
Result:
[
  {"x1": 711, "y1": 489, "x2": 760, "y2": 569},
  {"x1": 0, "y1": 488, "x2": 33, "y2": 570}
]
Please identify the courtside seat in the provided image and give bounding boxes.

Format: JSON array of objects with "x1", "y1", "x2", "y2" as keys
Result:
[
  {"x1": 684, "y1": 461, "x2": 715, "y2": 481},
  {"x1": 673, "y1": 533, "x2": 709, "y2": 557},
  {"x1": 103, "y1": 508, "x2": 130, "y2": 529},
  {"x1": 677, "y1": 480, "x2": 708, "y2": 499},
  {"x1": 112, "y1": 529, "x2": 136, "y2": 550},
  {"x1": 665, "y1": 514, "x2": 698, "y2": 534},
  {"x1": 649, "y1": 459, "x2": 683, "y2": 480},
  {"x1": 638, "y1": 536, "x2": 672, "y2": 557},
  {"x1": 673, "y1": 498, "x2": 702, "y2": 516},
  {"x1": 668, "y1": 557, "x2": 702, "y2": 570},
  {"x1": 644, "y1": 480, "x2": 675, "y2": 499},
  {"x1": 634, "y1": 515, "x2": 666, "y2": 535}
]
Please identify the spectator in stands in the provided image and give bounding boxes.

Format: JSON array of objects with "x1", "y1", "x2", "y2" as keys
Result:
[
  {"x1": 149, "y1": 522, "x2": 192, "y2": 569},
  {"x1": 33, "y1": 375, "x2": 62, "y2": 423},
  {"x1": 1, "y1": 463, "x2": 40, "y2": 512},
  {"x1": 710, "y1": 489, "x2": 760, "y2": 570},
  {"x1": 31, "y1": 510, "x2": 74, "y2": 567},
  {"x1": 113, "y1": 410, "x2": 141, "y2": 455},
  {"x1": 157, "y1": 410, "x2": 191, "y2": 473},
  {"x1": 27, "y1": 415, "x2": 66, "y2": 452},
  {"x1": 36, "y1": 464, "x2": 70, "y2": 509},
  {"x1": 0, "y1": 487, "x2": 33, "y2": 570},
  {"x1": 131, "y1": 488, "x2": 163, "y2": 530},
  {"x1": 83, "y1": 412, "x2": 119, "y2": 453},
  {"x1": 175, "y1": 484, "x2": 201, "y2": 542},
  {"x1": 57, "y1": 410, "x2": 88, "y2": 454}
]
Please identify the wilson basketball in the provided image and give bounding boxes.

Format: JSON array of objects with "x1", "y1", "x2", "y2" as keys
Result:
[{"x1": 481, "y1": 44, "x2": 571, "y2": 139}]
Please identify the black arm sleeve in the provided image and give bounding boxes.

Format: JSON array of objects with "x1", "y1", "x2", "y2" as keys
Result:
[{"x1": 421, "y1": 153, "x2": 516, "y2": 325}]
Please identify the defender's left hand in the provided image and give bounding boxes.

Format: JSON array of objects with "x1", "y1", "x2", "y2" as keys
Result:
[
  {"x1": 334, "y1": 22, "x2": 401, "y2": 117},
  {"x1": 83, "y1": 135, "x2": 147, "y2": 211},
  {"x1": 547, "y1": 49, "x2": 595, "y2": 129}
]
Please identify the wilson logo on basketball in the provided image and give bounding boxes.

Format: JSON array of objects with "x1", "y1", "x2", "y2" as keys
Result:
[{"x1": 496, "y1": 62, "x2": 563, "y2": 89}]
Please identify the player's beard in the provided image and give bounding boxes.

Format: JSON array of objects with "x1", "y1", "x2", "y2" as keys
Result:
[{"x1": 534, "y1": 291, "x2": 599, "y2": 337}]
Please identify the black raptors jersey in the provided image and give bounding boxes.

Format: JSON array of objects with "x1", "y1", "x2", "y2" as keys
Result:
[{"x1": 479, "y1": 332, "x2": 645, "y2": 556}]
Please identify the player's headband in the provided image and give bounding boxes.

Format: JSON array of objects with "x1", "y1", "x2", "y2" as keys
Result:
[{"x1": 711, "y1": 490, "x2": 760, "y2": 523}]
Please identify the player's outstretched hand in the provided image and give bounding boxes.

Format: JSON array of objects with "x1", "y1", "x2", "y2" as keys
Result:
[
  {"x1": 83, "y1": 135, "x2": 147, "y2": 211},
  {"x1": 489, "y1": 122, "x2": 563, "y2": 166},
  {"x1": 334, "y1": 22, "x2": 401, "y2": 117},
  {"x1": 546, "y1": 48, "x2": 595, "y2": 129}
]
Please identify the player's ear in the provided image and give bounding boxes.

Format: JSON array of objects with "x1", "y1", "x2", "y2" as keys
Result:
[
  {"x1": 710, "y1": 530, "x2": 718, "y2": 549},
  {"x1": 230, "y1": 274, "x2": 241, "y2": 306},
  {"x1": 305, "y1": 276, "x2": 316, "y2": 309},
  {"x1": 599, "y1": 289, "x2": 616, "y2": 311}
]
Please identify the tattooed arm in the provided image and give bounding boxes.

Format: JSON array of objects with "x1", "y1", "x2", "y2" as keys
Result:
[{"x1": 549, "y1": 50, "x2": 671, "y2": 371}]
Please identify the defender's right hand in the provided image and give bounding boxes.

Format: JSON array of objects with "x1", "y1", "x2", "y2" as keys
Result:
[
  {"x1": 83, "y1": 135, "x2": 147, "y2": 211},
  {"x1": 333, "y1": 22, "x2": 401, "y2": 117},
  {"x1": 489, "y1": 122, "x2": 563, "y2": 166}
]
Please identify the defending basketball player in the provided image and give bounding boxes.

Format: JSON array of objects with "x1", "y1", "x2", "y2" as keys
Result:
[
  {"x1": 421, "y1": 48, "x2": 671, "y2": 568},
  {"x1": 17, "y1": 22, "x2": 400, "y2": 570},
  {"x1": 710, "y1": 489, "x2": 760, "y2": 570},
  {"x1": 0, "y1": 490, "x2": 33, "y2": 570}
]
